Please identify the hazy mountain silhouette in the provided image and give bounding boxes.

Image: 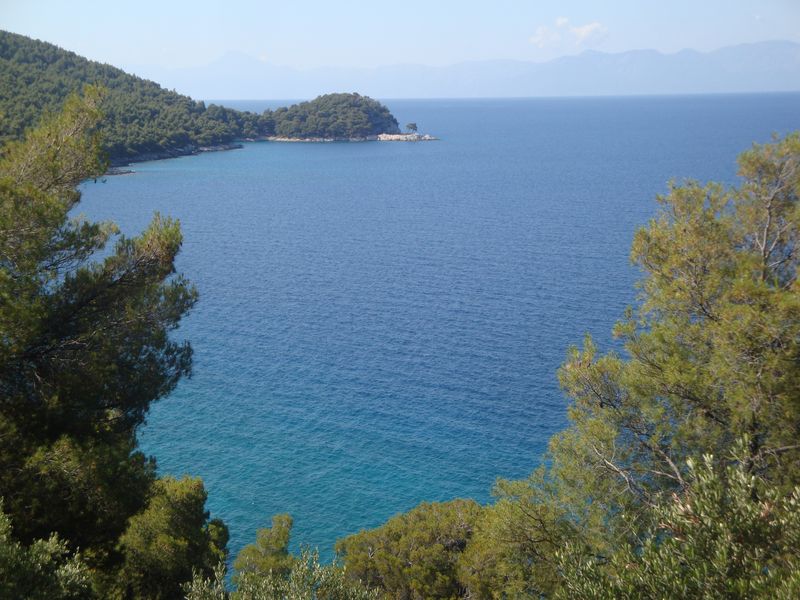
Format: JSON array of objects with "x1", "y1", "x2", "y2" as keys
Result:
[{"x1": 130, "y1": 41, "x2": 800, "y2": 100}]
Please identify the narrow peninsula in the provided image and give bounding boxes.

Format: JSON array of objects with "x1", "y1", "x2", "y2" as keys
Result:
[{"x1": 0, "y1": 31, "x2": 435, "y2": 166}]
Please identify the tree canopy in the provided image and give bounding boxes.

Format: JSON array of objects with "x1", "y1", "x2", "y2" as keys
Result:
[
  {"x1": 0, "y1": 87, "x2": 225, "y2": 598},
  {"x1": 232, "y1": 514, "x2": 295, "y2": 584},
  {"x1": 557, "y1": 439, "x2": 800, "y2": 600},
  {"x1": 335, "y1": 499, "x2": 482, "y2": 599},
  {"x1": 272, "y1": 93, "x2": 399, "y2": 139}
]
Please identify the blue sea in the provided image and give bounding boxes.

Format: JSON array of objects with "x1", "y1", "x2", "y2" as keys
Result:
[{"x1": 79, "y1": 94, "x2": 799, "y2": 560}]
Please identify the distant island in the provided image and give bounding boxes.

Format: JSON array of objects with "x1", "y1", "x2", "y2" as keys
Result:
[{"x1": 0, "y1": 31, "x2": 428, "y2": 165}]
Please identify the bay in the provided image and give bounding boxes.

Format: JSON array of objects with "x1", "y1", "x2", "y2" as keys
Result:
[{"x1": 78, "y1": 93, "x2": 799, "y2": 560}]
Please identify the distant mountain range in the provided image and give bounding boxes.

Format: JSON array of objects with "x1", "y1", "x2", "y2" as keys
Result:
[{"x1": 130, "y1": 41, "x2": 800, "y2": 100}]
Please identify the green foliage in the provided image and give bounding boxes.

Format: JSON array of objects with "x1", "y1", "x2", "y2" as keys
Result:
[
  {"x1": 0, "y1": 87, "x2": 225, "y2": 596},
  {"x1": 233, "y1": 514, "x2": 296, "y2": 585},
  {"x1": 273, "y1": 93, "x2": 399, "y2": 139},
  {"x1": 187, "y1": 550, "x2": 379, "y2": 600},
  {"x1": 457, "y1": 492, "x2": 566, "y2": 598},
  {"x1": 0, "y1": 502, "x2": 92, "y2": 600},
  {"x1": 183, "y1": 564, "x2": 228, "y2": 600},
  {"x1": 236, "y1": 550, "x2": 380, "y2": 600},
  {"x1": 335, "y1": 499, "x2": 482, "y2": 600},
  {"x1": 557, "y1": 439, "x2": 800, "y2": 600}
]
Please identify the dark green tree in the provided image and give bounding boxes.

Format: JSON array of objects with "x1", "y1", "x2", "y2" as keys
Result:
[
  {"x1": 405, "y1": 123, "x2": 417, "y2": 133},
  {"x1": 0, "y1": 87, "x2": 224, "y2": 596},
  {"x1": 116, "y1": 477, "x2": 228, "y2": 600}
]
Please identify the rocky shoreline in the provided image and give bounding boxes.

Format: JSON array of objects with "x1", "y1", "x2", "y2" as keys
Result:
[
  {"x1": 377, "y1": 133, "x2": 438, "y2": 141},
  {"x1": 263, "y1": 132, "x2": 438, "y2": 143},
  {"x1": 264, "y1": 135, "x2": 378, "y2": 143}
]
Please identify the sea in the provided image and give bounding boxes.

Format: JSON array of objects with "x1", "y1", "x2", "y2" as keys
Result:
[{"x1": 78, "y1": 94, "x2": 799, "y2": 561}]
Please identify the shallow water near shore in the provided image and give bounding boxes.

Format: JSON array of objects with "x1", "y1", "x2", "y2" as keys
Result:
[{"x1": 79, "y1": 94, "x2": 800, "y2": 561}]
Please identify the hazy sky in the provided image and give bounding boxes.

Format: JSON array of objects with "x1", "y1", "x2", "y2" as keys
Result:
[{"x1": 2, "y1": 0, "x2": 799, "y2": 70}]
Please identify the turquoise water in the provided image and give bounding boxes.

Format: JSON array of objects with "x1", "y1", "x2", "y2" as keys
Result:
[{"x1": 79, "y1": 94, "x2": 799, "y2": 560}]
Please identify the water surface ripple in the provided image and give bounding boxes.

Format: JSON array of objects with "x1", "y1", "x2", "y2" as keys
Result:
[{"x1": 79, "y1": 94, "x2": 799, "y2": 559}]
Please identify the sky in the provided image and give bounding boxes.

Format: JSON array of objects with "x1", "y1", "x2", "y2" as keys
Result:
[{"x1": 2, "y1": 0, "x2": 799, "y2": 71}]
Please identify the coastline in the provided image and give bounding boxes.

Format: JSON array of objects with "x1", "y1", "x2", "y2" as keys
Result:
[
  {"x1": 262, "y1": 135, "x2": 378, "y2": 143},
  {"x1": 107, "y1": 142, "x2": 243, "y2": 170},
  {"x1": 104, "y1": 132, "x2": 438, "y2": 174}
]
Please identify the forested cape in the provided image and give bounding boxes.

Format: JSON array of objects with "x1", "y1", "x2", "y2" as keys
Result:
[{"x1": 0, "y1": 30, "x2": 399, "y2": 162}]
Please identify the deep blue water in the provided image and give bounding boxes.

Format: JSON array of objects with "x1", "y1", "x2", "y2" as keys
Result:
[{"x1": 79, "y1": 94, "x2": 799, "y2": 560}]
